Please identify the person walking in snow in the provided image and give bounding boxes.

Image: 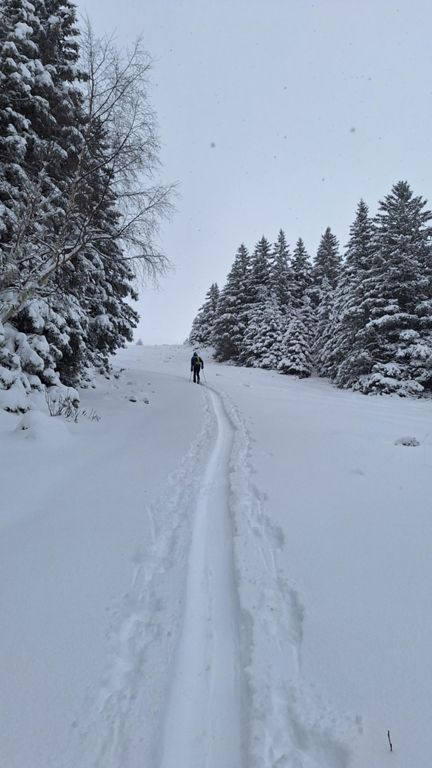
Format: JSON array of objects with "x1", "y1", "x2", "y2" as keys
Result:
[{"x1": 191, "y1": 350, "x2": 204, "y2": 384}]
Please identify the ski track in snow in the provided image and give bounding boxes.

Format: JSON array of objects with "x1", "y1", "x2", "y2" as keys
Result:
[
  {"x1": 159, "y1": 387, "x2": 244, "y2": 768},
  {"x1": 72, "y1": 386, "x2": 216, "y2": 768},
  {"x1": 72, "y1": 377, "x2": 356, "y2": 768}
]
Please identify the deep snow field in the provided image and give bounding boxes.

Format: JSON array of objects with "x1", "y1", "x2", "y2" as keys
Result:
[{"x1": 1, "y1": 343, "x2": 431, "y2": 768}]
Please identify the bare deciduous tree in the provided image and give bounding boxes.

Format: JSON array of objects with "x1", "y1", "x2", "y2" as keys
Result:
[{"x1": 0, "y1": 23, "x2": 173, "y2": 325}]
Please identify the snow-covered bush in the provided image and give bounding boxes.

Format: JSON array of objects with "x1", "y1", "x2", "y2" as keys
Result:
[
  {"x1": 355, "y1": 363, "x2": 424, "y2": 396},
  {"x1": 0, "y1": 322, "x2": 31, "y2": 412},
  {"x1": 278, "y1": 316, "x2": 313, "y2": 378}
]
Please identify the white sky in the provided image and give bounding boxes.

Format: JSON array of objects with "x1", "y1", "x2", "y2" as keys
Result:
[{"x1": 74, "y1": 0, "x2": 432, "y2": 344}]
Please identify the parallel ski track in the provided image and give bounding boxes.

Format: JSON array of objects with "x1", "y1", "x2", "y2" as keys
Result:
[
  {"x1": 159, "y1": 386, "x2": 244, "y2": 768},
  {"x1": 74, "y1": 372, "x2": 353, "y2": 768}
]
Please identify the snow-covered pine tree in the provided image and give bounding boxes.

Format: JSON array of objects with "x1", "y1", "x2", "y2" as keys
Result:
[
  {"x1": 249, "y1": 236, "x2": 272, "y2": 297},
  {"x1": 242, "y1": 294, "x2": 285, "y2": 369},
  {"x1": 238, "y1": 236, "x2": 273, "y2": 365},
  {"x1": 0, "y1": 0, "x2": 87, "y2": 406},
  {"x1": 321, "y1": 200, "x2": 376, "y2": 382},
  {"x1": 312, "y1": 277, "x2": 334, "y2": 374},
  {"x1": 0, "y1": 0, "x2": 42, "y2": 250},
  {"x1": 311, "y1": 227, "x2": 341, "y2": 307},
  {"x1": 269, "y1": 229, "x2": 292, "y2": 311},
  {"x1": 290, "y1": 238, "x2": 313, "y2": 309},
  {"x1": 300, "y1": 294, "x2": 316, "y2": 348},
  {"x1": 213, "y1": 244, "x2": 250, "y2": 362},
  {"x1": 308, "y1": 228, "x2": 341, "y2": 372},
  {"x1": 0, "y1": 0, "x2": 85, "y2": 289},
  {"x1": 278, "y1": 314, "x2": 313, "y2": 377},
  {"x1": 351, "y1": 181, "x2": 432, "y2": 395},
  {"x1": 189, "y1": 283, "x2": 220, "y2": 346}
]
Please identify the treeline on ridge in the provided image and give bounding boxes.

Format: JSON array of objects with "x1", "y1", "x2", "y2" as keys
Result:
[{"x1": 189, "y1": 181, "x2": 432, "y2": 396}]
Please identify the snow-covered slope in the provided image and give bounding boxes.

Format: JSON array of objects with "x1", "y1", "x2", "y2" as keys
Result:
[{"x1": 1, "y1": 344, "x2": 431, "y2": 768}]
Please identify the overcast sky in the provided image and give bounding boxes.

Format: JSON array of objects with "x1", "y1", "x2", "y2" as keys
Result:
[{"x1": 75, "y1": 0, "x2": 432, "y2": 344}]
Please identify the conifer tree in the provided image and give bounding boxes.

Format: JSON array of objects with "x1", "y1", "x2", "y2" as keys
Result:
[
  {"x1": 351, "y1": 182, "x2": 432, "y2": 394},
  {"x1": 0, "y1": 0, "x2": 85, "y2": 277},
  {"x1": 312, "y1": 277, "x2": 333, "y2": 374},
  {"x1": 237, "y1": 236, "x2": 273, "y2": 364},
  {"x1": 278, "y1": 315, "x2": 313, "y2": 378},
  {"x1": 249, "y1": 236, "x2": 272, "y2": 299},
  {"x1": 300, "y1": 294, "x2": 316, "y2": 348},
  {"x1": 290, "y1": 238, "x2": 313, "y2": 309},
  {"x1": 322, "y1": 200, "x2": 376, "y2": 382},
  {"x1": 0, "y1": 0, "x2": 88, "y2": 400},
  {"x1": 269, "y1": 229, "x2": 292, "y2": 311},
  {"x1": 0, "y1": 0, "x2": 44, "y2": 249},
  {"x1": 213, "y1": 244, "x2": 250, "y2": 361},
  {"x1": 189, "y1": 283, "x2": 220, "y2": 346},
  {"x1": 311, "y1": 227, "x2": 341, "y2": 306},
  {"x1": 242, "y1": 295, "x2": 285, "y2": 369}
]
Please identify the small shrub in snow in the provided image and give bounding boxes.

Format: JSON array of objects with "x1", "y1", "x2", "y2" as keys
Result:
[
  {"x1": 78, "y1": 409, "x2": 101, "y2": 423},
  {"x1": 0, "y1": 371, "x2": 30, "y2": 413},
  {"x1": 45, "y1": 390, "x2": 79, "y2": 421},
  {"x1": 45, "y1": 390, "x2": 100, "y2": 423},
  {"x1": 394, "y1": 436, "x2": 420, "y2": 447}
]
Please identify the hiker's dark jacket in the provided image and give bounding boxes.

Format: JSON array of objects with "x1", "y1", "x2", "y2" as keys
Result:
[{"x1": 191, "y1": 354, "x2": 204, "y2": 371}]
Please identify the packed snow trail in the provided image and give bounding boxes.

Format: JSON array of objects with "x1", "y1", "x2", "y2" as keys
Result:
[
  {"x1": 3, "y1": 344, "x2": 432, "y2": 768},
  {"x1": 160, "y1": 386, "x2": 244, "y2": 768}
]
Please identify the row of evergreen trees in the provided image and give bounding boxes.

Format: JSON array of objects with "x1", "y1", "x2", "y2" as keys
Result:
[
  {"x1": 190, "y1": 181, "x2": 432, "y2": 396},
  {"x1": 0, "y1": 0, "x2": 168, "y2": 411}
]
